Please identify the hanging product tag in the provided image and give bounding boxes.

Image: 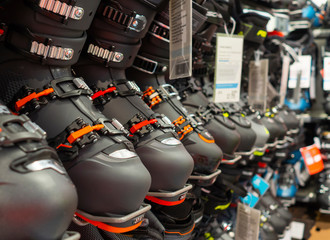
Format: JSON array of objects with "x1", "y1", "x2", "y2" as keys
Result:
[
  {"x1": 323, "y1": 57, "x2": 330, "y2": 90},
  {"x1": 251, "y1": 175, "x2": 270, "y2": 196},
  {"x1": 240, "y1": 191, "x2": 259, "y2": 208},
  {"x1": 235, "y1": 202, "x2": 261, "y2": 240},
  {"x1": 300, "y1": 144, "x2": 324, "y2": 175},
  {"x1": 248, "y1": 59, "x2": 269, "y2": 112},
  {"x1": 274, "y1": 13, "x2": 289, "y2": 35},
  {"x1": 169, "y1": 0, "x2": 192, "y2": 79},
  {"x1": 213, "y1": 33, "x2": 243, "y2": 103},
  {"x1": 288, "y1": 55, "x2": 312, "y2": 89},
  {"x1": 280, "y1": 55, "x2": 290, "y2": 105}
]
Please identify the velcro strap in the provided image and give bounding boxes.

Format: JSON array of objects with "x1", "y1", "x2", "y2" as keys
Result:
[
  {"x1": 99, "y1": 1, "x2": 147, "y2": 32},
  {"x1": 133, "y1": 55, "x2": 168, "y2": 75},
  {"x1": 4, "y1": 26, "x2": 86, "y2": 66}
]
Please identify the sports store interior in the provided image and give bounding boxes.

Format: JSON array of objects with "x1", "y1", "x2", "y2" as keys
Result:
[{"x1": 1, "y1": 0, "x2": 330, "y2": 239}]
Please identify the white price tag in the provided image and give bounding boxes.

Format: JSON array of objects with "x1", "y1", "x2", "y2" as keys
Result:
[
  {"x1": 288, "y1": 55, "x2": 312, "y2": 89},
  {"x1": 213, "y1": 33, "x2": 243, "y2": 103},
  {"x1": 290, "y1": 221, "x2": 305, "y2": 239},
  {"x1": 169, "y1": 0, "x2": 192, "y2": 79},
  {"x1": 235, "y1": 203, "x2": 260, "y2": 240},
  {"x1": 280, "y1": 55, "x2": 290, "y2": 105},
  {"x1": 323, "y1": 57, "x2": 330, "y2": 90}
]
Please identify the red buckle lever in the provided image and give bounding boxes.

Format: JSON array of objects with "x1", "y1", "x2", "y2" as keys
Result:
[
  {"x1": 15, "y1": 88, "x2": 54, "y2": 112},
  {"x1": 130, "y1": 119, "x2": 157, "y2": 134},
  {"x1": 67, "y1": 124, "x2": 104, "y2": 144},
  {"x1": 91, "y1": 87, "x2": 116, "y2": 100}
]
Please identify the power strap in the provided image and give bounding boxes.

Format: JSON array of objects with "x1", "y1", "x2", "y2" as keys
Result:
[
  {"x1": 98, "y1": 0, "x2": 147, "y2": 33},
  {"x1": 3, "y1": 25, "x2": 86, "y2": 65}
]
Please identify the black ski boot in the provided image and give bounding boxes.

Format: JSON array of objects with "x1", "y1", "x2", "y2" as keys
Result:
[
  {"x1": 73, "y1": 0, "x2": 195, "y2": 208},
  {"x1": 0, "y1": 0, "x2": 152, "y2": 234},
  {"x1": 126, "y1": 5, "x2": 222, "y2": 186},
  {"x1": 0, "y1": 103, "x2": 78, "y2": 240}
]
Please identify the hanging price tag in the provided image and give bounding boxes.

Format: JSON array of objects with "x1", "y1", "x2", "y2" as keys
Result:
[
  {"x1": 248, "y1": 59, "x2": 269, "y2": 112},
  {"x1": 213, "y1": 33, "x2": 243, "y2": 103},
  {"x1": 169, "y1": 0, "x2": 192, "y2": 79},
  {"x1": 323, "y1": 57, "x2": 330, "y2": 91},
  {"x1": 288, "y1": 55, "x2": 312, "y2": 89},
  {"x1": 280, "y1": 55, "x2": 290, "y2": 105},
  {"x1": 235, "y1": 203, "x2": 261, "y2": 240},
  {"x1": 300, "y1": 144, "x2": 324, "y2": 175}
]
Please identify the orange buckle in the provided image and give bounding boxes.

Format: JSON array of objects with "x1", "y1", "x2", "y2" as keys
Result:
[
  {"x1": 177, "y1": 125, "x2": 193, "y2": 140},
  {"x1": 15, "y1": 88, "x2": 54, "y2": 112},
  {"x1": 91, "y1": 87, "x2": 117, "y2": 100},
  {"x1": 172, "y1": 116, "x2": 186, "y2": 126},
  {"x1": 130, "y1": 119, "x2": 157, "y2": 134},
  {"x1": 75, "y1": 212, "x2": 142, "y2": 234},
  {"x1": 142, "y1": 86, "x2": 162, "y2": 108},
  {"x1": 67, "y1": 124, "x2": 104, "y2": 144}
]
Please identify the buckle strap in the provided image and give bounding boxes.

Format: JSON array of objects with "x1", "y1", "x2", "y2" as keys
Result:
[
  {"x1": 142, "y1": 87, "x2": 162, "y2": 108},
  {"x1": 130, "y1": 119, "x2": 158, "y2": 134},
  {"x1": 4, "y1": 25, "x2": 86, "y2": 65},
  {"x1": 14, "y1": 77, "x2": 92, "y2": 114},
  {"x1": 91, "y1": 86, "x2": 117, "y2": 103},
  {"x1": 148, "y1": 20, "x2": 169, "y2": 43},
  {"x1": 87, "y1": 43, "x2": 124, "y2": 65},
  {"x1": 0, "y1": 114, "x2": 46, "y2": 147},
  {"x1": 133, "y1": 55, "x2": 168, "y2": 75},
  {"x1": 39, "y1": 0, "x2": 84, "y2": 20},
  {"x1": 125, "y1": 114, "x2": 158, "y2": 138},
  {"x1": 172, "y1": 116, "x2": 193, "y2": 140},
  {"x1": 100, "y1": 2, "x2": 146, "y2": 32}
]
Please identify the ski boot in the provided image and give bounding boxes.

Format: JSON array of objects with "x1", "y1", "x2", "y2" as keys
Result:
[
  {"x1": 0, "y1": 102, "x2": 78, "y2": 240},
  {"x1": 72, "y1": 0, "x2": 195, "y2": 208},
  {"x1": 126, "y1": 4, "x2": 222, "y2": 186},
  {"x1": 0, "y1": 0, "x2": 152, "y2": 234}
]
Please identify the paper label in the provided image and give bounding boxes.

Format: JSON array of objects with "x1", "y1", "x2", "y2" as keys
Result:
[
  {"x1": 280, "y1": 55, "x2": 290, "y2": 105},
  {"x1": 213, "y1": 33, "x2": 243, "y2": 103},
  {"x1": 248, "y1": 59, "x2": 269, "y2": 112},
  {"x1": 169, "y1": 0, "x2": 192, "y2": 79},
  {"x1": 288, "y1": 55, "x2": 312, "y2": 89},
  {"x1": 235, "y1": 203, "x2": 260, "y2": 240},
  {"x1": 274, "y1": 13, "x2": 289, "y2": 35},
  {"x1": 300, "y1": 144, "x2": 324, "y2": 175},
  {"x1": 323, "y1": 57, "x2": 330, "y2": 90},
  {"x1": 251, "y1": 175, "x2": 269, "y2": 196},
  {"x1": 290, "y1": 221, "x2": 305, "y2": 239}
]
